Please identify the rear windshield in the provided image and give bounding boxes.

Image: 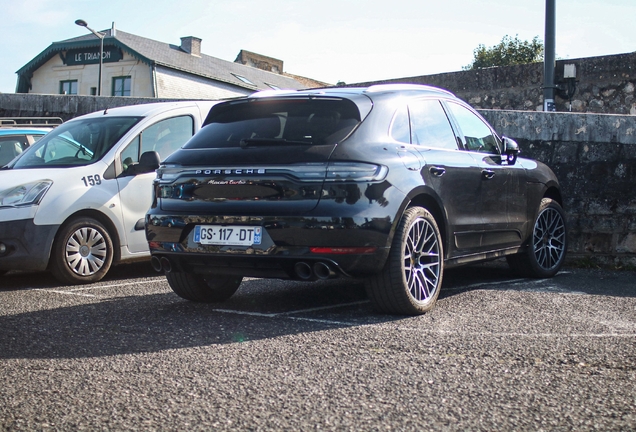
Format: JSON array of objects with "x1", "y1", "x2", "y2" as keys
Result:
[
  {"x1": 184, "y1": 98, "x2": 361, "y2": 149},
  {"x1": 10, "y1": 116, "x2": 141, "y2": 169}
]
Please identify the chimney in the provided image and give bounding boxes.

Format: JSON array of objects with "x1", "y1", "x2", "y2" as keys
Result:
[{"x1": 180, "y1": 36, "x2": 202, "y2": 57}]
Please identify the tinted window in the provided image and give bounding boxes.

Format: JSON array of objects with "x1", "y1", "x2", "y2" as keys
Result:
[
  {"x1": 409, "y1": 99, "x2": 458, "y2": 150},
  {"x1": 187, "y1": 98, "x2": 361, "y2": 149},
  {"x1": 447, "y1": 102, "x2": 500, "y2": 154}
]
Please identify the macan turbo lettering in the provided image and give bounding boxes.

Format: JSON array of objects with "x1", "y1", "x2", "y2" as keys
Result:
[{"x1": 145, "y1": 84, "x2": 567, "y2": 315}]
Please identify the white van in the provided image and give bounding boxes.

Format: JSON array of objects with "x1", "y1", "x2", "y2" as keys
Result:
[{"x1": 0, "y1": 101, "x2": 216, "y2": 284}]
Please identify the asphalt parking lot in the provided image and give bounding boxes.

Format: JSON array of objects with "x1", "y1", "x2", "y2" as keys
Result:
[{"x1": 1, "y1": 261, "x2": 635, "y2": 431}]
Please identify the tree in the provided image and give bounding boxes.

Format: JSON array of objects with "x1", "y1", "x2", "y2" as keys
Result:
[{"x1": 464, "y1": 35, "x2": 544, "y2": 70}]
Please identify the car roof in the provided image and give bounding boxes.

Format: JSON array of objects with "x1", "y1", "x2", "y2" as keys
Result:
[
  {"x1": 71, "y1": 100, "x2": 218, "y2": 121},
  {"x1": 249, "y1": 83, "x2": 456, "y2": 99}
]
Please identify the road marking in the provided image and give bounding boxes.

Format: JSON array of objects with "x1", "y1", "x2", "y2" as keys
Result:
[
  {"x1": 444, "y1": 278, "x2": 527, "y2": 291},
  {"x1": 33, "y1": 289, "x2": 96, "y2": 298},
  {"x1": 444, "y1": 276, "x2": 588, "y2": 295},
  {"x1": 29, "y1": 280, "x2": 166, "y2": 297},
  {"x1": 277, "y1": 301, "x2": 369, "y2": 315},
  {"x1": 212, "y1": 300, "x2": 370, "y2": 326},
  {"x1": 286, "y1": 316, "x2": 356, "y2": 326},
  {"x1": 397, "y1": 328, "x2": 636, "y2": 339},
  {"x1": 213, "y1": 309, "x2": 277, "y2": 318},
  {"x1": 69, "y1": 280, "x2": 163, "y2": 291}
]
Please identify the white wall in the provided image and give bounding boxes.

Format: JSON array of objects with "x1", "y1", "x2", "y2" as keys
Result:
[
  {"x1": 29, "y1": 50, "x2": 153, "y2": 97},
  {"x1": 154, "y1": 66, "x2": 251, "y2": 99}
]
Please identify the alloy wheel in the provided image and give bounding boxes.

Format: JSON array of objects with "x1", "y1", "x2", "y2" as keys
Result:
[
  {"x1": 532, "y1": 207, "x2": 566, "y2": 271},
  {"x1": 404, "y1": 217, "x2": 441, "y2": 303}
]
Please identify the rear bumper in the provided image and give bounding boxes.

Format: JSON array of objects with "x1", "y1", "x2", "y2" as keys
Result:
[
  {"x1": 0, "y1": 219, "x2": 58, "y2": 272},
  {"x1": 146, "y1": 213, "x2": 394, "y2": 279}
]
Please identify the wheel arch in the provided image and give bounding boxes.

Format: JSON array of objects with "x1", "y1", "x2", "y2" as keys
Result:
[
  {"x1": 543, "y1": 184, "x2": 563, "y2": 207},
  {"x1": 402, "y1": 188, "x2": 449, "y2": 259},
  {"x1": 52, "y1": 209, "x2": 122, "y2": 267}
]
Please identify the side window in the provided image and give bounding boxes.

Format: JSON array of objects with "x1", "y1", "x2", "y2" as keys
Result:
[
  {"x1": 390, "y1": 105, "x2": 411, "y2": 143},
  {"x1": 112, "y1": 76, "x2": 131, "y2": 97},
  {"x1": 0, "y1": 137, "x2": 26, "y2": 166},
  {"x1": 60, "y1": 80, "x2": 78, "y2": 95},
  {"x1": 120, "y1": 136, "x2": 140, "y2": 171},
  {"x1": 409, "y1": 99, "x2": 458, "y2": 150},
  {"x1": 119, "y1": 115, "x2": 194, "y2": 172},
  {"x1": 447, "y1": 102, "x2": 501, "y2": 154}
]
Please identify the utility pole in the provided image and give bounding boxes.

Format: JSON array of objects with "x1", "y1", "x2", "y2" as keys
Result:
[{"x1": 543, "y1": 0, "x2": 556, "y2": 111}]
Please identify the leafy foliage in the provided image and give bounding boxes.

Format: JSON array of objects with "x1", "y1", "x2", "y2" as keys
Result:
[{"x1": 464, "y1": 35, "x2": 544, "y2": 70}]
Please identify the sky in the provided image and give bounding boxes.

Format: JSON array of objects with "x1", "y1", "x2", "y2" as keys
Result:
[{"x1": 0, "y1": 0, "x2": 634, "y2": 93}]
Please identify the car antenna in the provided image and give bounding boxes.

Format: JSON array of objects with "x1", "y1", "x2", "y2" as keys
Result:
[{"x1": 103, "y1": 107, "x2": 109, "y2": 115}]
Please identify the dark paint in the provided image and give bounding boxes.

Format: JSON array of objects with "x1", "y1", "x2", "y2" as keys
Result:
[{"x1": 146, "y1": 87, "x2": 561, "y2": 280}]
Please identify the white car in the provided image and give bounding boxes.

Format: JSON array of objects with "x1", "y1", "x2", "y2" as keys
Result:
[{"x1": 0, "y1": 101, "x2": 216, "y2": 284}]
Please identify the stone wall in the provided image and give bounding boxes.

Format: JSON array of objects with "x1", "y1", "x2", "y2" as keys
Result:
[
  {"x1": 1, "y1": 93, "x2": 634, "y2": 266},
  {"x1": 0, "y1": 93, "x2": 192, "y2": 121},
  {"x1": 355, "y1": 52, "x2": 636, "y2": 115},
  {"x1": 480, "y1": 109, "x2": 636, "y2": 267}
]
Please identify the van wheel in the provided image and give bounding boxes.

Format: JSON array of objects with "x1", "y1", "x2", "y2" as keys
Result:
[
  {"x1": 365, "y1": 206, "x2": 443, "y2": 315},
  {"x1": 507, "y1": 198, "x2": 567, "y2": 278},
  {"x1": 50, "y1": 217, "x2": 114, "y2": 285},
  {"x1": 166, "y1": 272, "x2": 242, "y2": 302}
]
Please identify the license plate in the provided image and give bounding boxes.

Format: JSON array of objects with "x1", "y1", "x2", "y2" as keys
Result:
[{"x1": 194, "y1": 225, "x2": 262, "y2": 246}]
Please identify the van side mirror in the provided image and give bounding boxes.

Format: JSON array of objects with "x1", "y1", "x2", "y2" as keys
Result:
[{"x1": 503, "y1": 137, "x2": 520, "y2": 165}]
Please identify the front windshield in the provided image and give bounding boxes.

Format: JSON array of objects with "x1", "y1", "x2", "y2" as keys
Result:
[{"x1": 9, "y1": 116, "x2": 141, "y2": 169}]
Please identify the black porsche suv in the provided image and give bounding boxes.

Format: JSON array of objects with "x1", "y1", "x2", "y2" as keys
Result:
[{"x1": 145, "y1": 84, "x2": 567, "y2": 315}]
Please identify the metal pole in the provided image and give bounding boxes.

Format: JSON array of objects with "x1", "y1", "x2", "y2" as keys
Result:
[
  {"x1": 98, "y1": 35, "x2": 103, "y2": 96},
  {"x1": 75, "y1": 20, "x2": 105, "y2": 96},
  {"x1": 544, "y1": 0, "x2": 556, "y2": 111}
]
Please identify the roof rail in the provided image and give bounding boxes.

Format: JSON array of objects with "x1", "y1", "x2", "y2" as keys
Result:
[
  {"x1": 365, "y1": 83, "x2": 455, "y2": 96},
  {"x1": 0, "y1": 117, "x2": 63, "y2": 128}
]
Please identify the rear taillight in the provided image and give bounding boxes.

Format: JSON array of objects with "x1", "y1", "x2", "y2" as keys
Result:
[{"x1": 325, "y1": 162, "x2": 388, "y2": 182}]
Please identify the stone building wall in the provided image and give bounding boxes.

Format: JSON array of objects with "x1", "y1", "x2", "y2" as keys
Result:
[
  {"x1": 480, "y1": 109, "x2": 636, "y2": 267},
  {"x1": 355, "y1": 52, "x2": 636, "y2": 115}
]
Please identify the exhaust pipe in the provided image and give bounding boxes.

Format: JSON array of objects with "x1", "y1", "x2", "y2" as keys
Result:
[
  {"x1": 294, "y1": 262, "x2": 312, "y2": 280},
  {"x1": 150, "y1": 256, "x2": 162, "y2": 272},
  {"x1": 160, "y1": 256, "x2": 172, "y2": 273},
  {"x1": 313, "y1": 262, "x2": 335, "y2": 280}
]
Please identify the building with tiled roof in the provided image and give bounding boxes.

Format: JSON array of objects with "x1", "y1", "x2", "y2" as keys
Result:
[{"x1": 16, "y1": 23, "x2": 327, "y2": 98}]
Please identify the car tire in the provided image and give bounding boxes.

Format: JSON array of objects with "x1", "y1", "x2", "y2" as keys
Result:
[
  {"x1": 365, "y1": 206, "x2": 444, "y2": 315},
  {"x1": 166, "y1": 271, "x2": 242, "y2": 302},
  {"x1": 507, "y1": 198, "x2": 567, "y2": 278},
  {"x1": 50, "y1": 217, "x2": 114, "y2": 285}
]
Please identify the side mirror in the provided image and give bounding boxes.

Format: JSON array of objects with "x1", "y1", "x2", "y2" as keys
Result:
[
  {"x1": 125, "y1": 151, "x2": 161, "y2": 175},
  {"x1": 502, "y1": 137, "x2": 520, "y2": 165}
]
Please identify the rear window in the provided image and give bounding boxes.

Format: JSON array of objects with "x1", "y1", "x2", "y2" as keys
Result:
[{"x1": 185, "y1": 98, "x2": 361, "y2": 149}]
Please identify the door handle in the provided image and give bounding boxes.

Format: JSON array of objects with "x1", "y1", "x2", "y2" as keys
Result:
[
  {"x1": 429, "y1": 166, "x2": 446, "y2": 177},
  {"x1": 482, "y1": 169, "x2": 495, "y2": 180}
]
